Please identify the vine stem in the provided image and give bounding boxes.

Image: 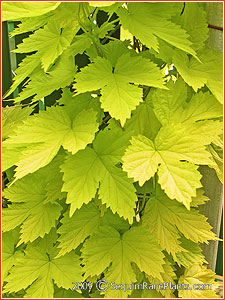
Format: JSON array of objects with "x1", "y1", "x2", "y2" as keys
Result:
[
  {"x1": 143, "y1": 87, "x2": 151, "y2": 100},
  {"x1": 3, "y1": 102, "x2": 37, "y2": 109},
  {"x1": 102, "y1": 23, "x2": 121, "y2": 44}
]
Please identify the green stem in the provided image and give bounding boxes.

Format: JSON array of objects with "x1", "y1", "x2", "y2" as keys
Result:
[
  {"x1": 136, "y1": 195, "x2": 147, "y2": 215},
  {"x1": 93, "y1": 40, "x2": 103, "y2": 57},
  {"x1": 105, "y1": 35, "x2": 118, "y2": 41},
  {"x1": 78, "y1": 4, "x2": 88, "y2": 32},
  {"x1": 143, "y1": 87, "x2": 150, "y2": 100},
  {"x1": 101, "y1": 23, "x2": 121, "y2": 44},
  {"x1": 39, "y1": 98, "x2": 45, "y2": 111}
]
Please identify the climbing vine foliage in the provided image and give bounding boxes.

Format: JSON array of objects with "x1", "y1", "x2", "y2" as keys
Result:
[{"x1": 2, "y1": 2, "x2": 223, "y2": 298}]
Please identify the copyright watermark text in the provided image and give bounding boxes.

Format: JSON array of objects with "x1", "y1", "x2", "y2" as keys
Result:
[{"x1": 72, "y1": 280, "x2": 212, "y2": 292}]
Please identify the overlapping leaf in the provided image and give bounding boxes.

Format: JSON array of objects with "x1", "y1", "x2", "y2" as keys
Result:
[
  {"x1": 2, "y1": 106, "x2": 33, "y2": 140},
  {"x1": 123, "y1": 96, "x2": 222, "y2": 208},
  {"x1": 178, "y1": 264, "x2": 218, "y2": 298},
  {"x1": 117, "y1": 3, "x2": 196, "y2": 56},
  {"x1": 10, "y1": 14, "x2": 52, "y2": 37},
  {"x1": 3, "y1": 53, "x2": 41, "y2": 99},
  {"x1": 7, "y1": 33, "x2": 92, "y2": 102},
  {"x1": 142, "y1": 188, "x2": 217, "y2": 257},
  {"x1": 2, "y1": 229, "x2": 23, "y2": 282},
  {"x1": 57, "y1": 202, "x2": 100, "y2": 257},
  {"x1": 125, "y1": 92, "x2": 161, "y2": 140},
  {"x1": 82, "y1": 226, "x2": 165, "y2": 297},
  {"x1": 3, "y1": 157, "x2": 65, "y2": 244},
  {"x1": 173, "y1": 3, "x2": 209, "y2": 51},
  {"x1": 4, "y1": 103, "x2": 98, "y2": 179},
  {"x1": 144, "y1": 34, "x2": 222, "y2": 104},
  {"x1": 61, "y1": 127, "x2": 137, "y2": 222},
  {"x1": 174, "y1": 50, "x2": 223, "y2": 103},
  {"x1": 57, "y1": 201, "x2": 129, "y2": 257},
  {"x1": 174, "y1": 237, "x2": 207, "y2": 268},
  {"x1": 146, "y1": 258, "x2": 177, "y2": 298},
  {"x1": 13, "y1": 19, "x2": 76, "y2": 72},
  {"x1": 3, "y1": 234, "x2": 83, "y2": 298},
  {"x1": 12, "y1": 51, "x2": 76, "y2": 103},
  {"x1": 152, "y1": 77, "x2": 223, "y2": 125}
]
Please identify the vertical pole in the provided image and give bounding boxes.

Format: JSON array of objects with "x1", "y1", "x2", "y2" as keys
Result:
[
  {"x1": 199, "y1": 2, "x2": 223, "y2": 272},
  {"x1": 2, "y1": 21, "x2": 12, "y2": 98}
]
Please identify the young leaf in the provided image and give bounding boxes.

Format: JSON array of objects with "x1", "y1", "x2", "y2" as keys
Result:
[{"x1": 74, "y1": 42, "x2": 165, "y2": 126}]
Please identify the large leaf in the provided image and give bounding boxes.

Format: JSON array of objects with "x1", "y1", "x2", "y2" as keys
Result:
[
  {"x1": 61, "y1": 127, "x2": 137, "y2": 222},
  {"x1": 82, "y1": 226, "x2": 165, "y2": 297},
  {"x1": 74, "y1": 41, "x2": 165, "y2": 126},
  {"x1": 3, "y1": 234, "x2": 82, "y2": 298},
  {"x1": 4, "y1": 105, "x2": 98, "y2": 179},
  {"x1": 122, "y1": 120, "x2": 222, "y2": 209}
]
